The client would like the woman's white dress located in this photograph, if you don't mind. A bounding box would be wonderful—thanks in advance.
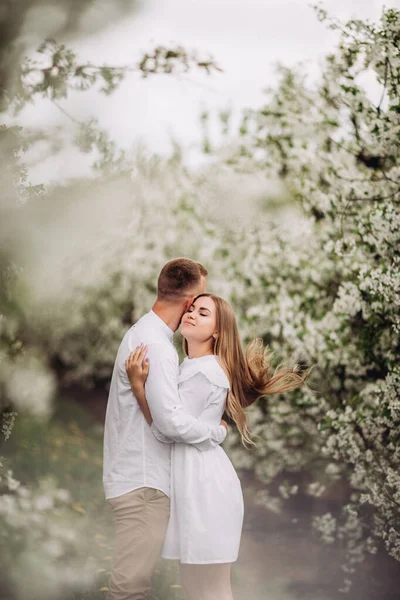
[161,354,244,564]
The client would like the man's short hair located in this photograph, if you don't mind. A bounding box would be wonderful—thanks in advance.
[157,258,208,301]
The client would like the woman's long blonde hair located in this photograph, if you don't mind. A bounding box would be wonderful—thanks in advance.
[184,293,313,447]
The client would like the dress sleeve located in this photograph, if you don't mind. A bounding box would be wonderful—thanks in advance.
[150,372,228,447]
[150,424,174,444]
[172,366,229,451]
[144,343,227,449]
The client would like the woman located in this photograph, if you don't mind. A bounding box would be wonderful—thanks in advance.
[126,293,310,600]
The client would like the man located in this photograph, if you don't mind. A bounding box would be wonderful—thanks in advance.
[103,258,228,600]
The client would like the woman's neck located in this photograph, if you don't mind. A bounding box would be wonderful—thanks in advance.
[186,341,214,359]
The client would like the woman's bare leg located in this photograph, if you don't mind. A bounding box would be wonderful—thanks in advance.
[180,563,233,600]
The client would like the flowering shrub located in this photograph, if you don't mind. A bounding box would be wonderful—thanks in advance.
[213,6,400,590]
[0,252,98,598]
[0,470,97,599]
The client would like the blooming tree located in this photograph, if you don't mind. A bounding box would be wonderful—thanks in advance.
[209,6,400,591]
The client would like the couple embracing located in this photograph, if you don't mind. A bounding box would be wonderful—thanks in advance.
[103,258,308,600]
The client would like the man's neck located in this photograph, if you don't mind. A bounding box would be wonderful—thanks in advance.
[151,300,184,333]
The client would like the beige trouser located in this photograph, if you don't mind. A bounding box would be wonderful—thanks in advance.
[107,487,170,600]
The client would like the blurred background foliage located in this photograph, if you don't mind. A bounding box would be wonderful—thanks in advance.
[0,1,399,599]
[0,0,141,111]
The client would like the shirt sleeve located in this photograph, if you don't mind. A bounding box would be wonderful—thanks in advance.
[150,425,174,444]
[144,342,227,450]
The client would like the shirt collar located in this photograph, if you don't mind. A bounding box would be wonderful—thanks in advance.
[149,310,174,341]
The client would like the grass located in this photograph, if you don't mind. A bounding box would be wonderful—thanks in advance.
[2,398,186,600]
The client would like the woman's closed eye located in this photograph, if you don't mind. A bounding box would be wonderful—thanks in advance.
[188,310,209,317]
[187,304,212,317]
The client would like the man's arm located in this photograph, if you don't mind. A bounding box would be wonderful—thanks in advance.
[144,343,227,450]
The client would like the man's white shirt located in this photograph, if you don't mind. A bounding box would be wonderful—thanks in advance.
[103,310,227,499]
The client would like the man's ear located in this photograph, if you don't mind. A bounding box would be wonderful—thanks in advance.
[200,275,207,293]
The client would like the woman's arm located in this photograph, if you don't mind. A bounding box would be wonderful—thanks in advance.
[126,345,174,443]
[132,385,153,426]
[125,345,152,426]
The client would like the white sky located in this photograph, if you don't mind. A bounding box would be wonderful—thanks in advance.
[15,0,392,182]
